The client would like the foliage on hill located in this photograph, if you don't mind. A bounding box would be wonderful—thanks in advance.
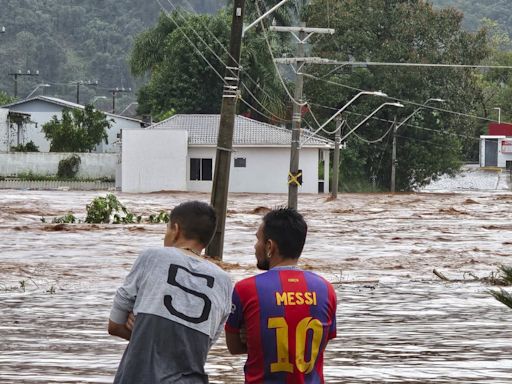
[0,0,226,106]
[432,0,512,35]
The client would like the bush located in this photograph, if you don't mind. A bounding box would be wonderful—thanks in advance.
[57,155,81,178]
[10,141,39,152]
[85,194,128,224]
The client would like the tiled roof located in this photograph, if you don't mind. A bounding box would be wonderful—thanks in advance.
[1,96,143,124]
[149,114,333,147]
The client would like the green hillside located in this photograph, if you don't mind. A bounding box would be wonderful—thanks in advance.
[0,0,226,108]
[431,0,512,34]
[0,0,509,111]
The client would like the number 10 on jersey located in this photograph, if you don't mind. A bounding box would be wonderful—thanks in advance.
[268,316,324,374]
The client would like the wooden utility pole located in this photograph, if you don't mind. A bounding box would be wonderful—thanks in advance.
[207,0,246,259]
[331,116,343,199]
[109,88,131,114]
[9,70,39,98]
[75,80,98,104]
[270,25,335,209]
[390,117,398,193]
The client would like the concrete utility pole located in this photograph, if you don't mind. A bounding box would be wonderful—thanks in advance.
[288,24,305,210]
[75,80,98,104]
[109,88,131,113]
[390,98,443,192]
[331,116,344,199]
[207,0,246,259]
[390,117,398,193]
[270,24,335,209]
[9,70,39,98]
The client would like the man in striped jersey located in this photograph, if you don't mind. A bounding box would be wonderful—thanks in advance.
[225,208,337,383]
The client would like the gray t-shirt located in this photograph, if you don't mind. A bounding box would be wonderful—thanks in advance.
[110,247,233,384]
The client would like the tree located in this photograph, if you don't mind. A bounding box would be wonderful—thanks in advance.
[0,90,14,105]
[42,105,112,152]
[130,10,289,122]
[303,0,490,191]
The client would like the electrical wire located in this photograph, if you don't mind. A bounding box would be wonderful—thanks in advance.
[255,3,307,107]
[169,0,290,122]
[303,72,500,123]
[155,0,227,84]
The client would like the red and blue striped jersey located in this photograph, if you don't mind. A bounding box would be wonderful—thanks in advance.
[225,267,337,383]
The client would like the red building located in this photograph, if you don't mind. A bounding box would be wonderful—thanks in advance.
[488,122,512,136]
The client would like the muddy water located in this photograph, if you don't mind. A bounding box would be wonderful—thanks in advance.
[1,190,512,383]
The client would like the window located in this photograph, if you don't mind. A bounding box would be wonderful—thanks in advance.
[190,158,213,181]
[234,157,246,168]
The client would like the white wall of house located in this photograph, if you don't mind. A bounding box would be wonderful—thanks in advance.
[0,152,117,179]
[186,146,325,194]
[122,129,188,193]
[6,100,141,153]
[480,136,512,167]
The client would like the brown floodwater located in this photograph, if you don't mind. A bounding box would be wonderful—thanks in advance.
[1,190,511,383]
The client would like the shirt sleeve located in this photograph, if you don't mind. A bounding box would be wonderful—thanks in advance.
[328,283,337,339]
[211,277,234,343]
[224,284,244,334]
[109,250,148,324]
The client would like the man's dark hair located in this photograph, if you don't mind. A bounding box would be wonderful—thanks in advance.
[262,207,307,259]
[170,201,217,247]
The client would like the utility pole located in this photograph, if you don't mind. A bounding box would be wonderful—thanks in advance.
[270,25,335,209]
[390,117,398,193]
[207,0,246,259]
[390,99,443,192]
[109,88,131,114]
[289,24,305,210]
[331,116,343,199]
[75,80,98,104]
[8,70,39,98]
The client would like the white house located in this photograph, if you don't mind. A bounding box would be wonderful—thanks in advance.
[0,96,143,153]
[480,123,512,168]
[121,114,334,194]
[0,108,33,152]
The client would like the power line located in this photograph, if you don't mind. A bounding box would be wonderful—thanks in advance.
[256,3,307,107]
[303,73,499,123]
[163,0,291,122]
[155,0,227,84]
[308,101,482,142]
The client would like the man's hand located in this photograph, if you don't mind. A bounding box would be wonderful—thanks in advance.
[126,312,136,332]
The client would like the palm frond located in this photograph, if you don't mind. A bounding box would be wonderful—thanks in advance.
[489,288,512,309]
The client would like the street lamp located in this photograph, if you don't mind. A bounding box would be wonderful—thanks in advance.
[390,98,444,192]
[339,102,404,142]
[243,0,290,34]
[303,90,388,145]
[25,83,50,98]
[494,107,501,124]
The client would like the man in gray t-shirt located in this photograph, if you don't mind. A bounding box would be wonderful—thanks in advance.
[108,201,233,384]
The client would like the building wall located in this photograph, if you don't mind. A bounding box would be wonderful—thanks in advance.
[480,136,512,167]
[6,100,141,153]
[0,152,117,179]
[122,129,188,193]
[186,146,324,194]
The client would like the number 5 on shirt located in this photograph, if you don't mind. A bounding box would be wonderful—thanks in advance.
[268,316,324,374]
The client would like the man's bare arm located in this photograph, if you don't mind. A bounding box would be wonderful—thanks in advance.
[108,319,132,341]
[225,331,247,355]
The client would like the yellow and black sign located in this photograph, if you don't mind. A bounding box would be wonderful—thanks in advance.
[288,170,303,186]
